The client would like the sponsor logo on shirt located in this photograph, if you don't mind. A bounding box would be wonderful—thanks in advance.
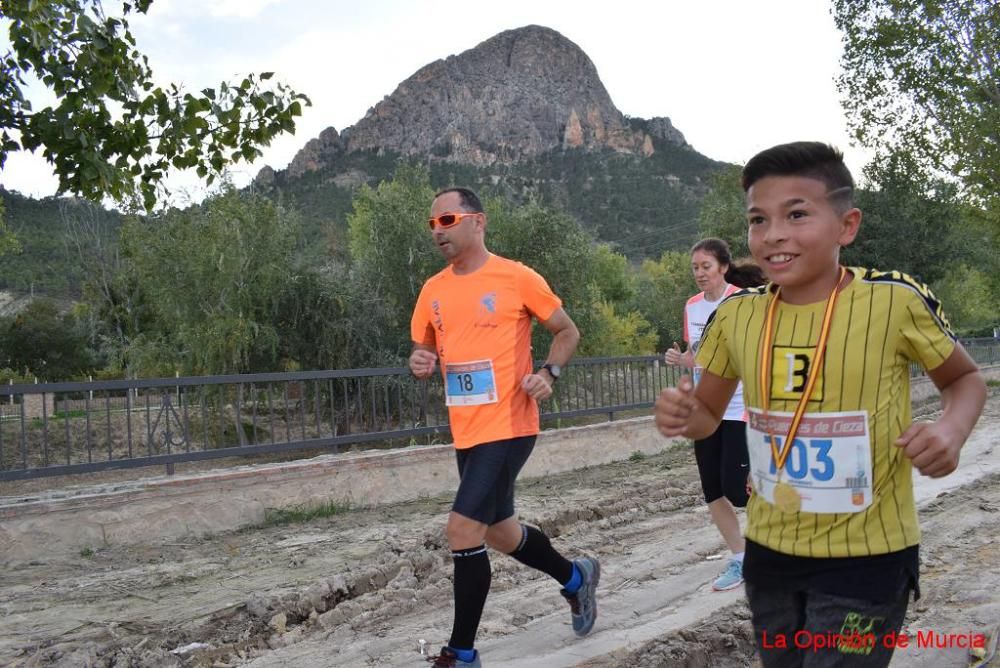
[476,291,498,328]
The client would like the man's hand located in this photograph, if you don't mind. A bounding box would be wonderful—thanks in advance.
[654,375,697,438]
[521,373,553,401]
[895,419,965,478]
[409,349,438,379]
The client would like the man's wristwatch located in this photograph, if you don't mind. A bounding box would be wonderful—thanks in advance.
[540,363,561,382]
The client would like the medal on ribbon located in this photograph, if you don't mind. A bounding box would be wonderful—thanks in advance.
[759,267,847,514]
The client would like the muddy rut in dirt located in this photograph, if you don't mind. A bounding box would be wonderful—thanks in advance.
[3,392,999,668]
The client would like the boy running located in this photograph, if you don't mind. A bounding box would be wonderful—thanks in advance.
[654,142,986,667]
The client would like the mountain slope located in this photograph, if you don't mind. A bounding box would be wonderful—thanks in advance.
[257,25,725,257]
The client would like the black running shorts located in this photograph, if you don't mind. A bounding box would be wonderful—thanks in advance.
[694,419,750,506]
[452,435,536,525]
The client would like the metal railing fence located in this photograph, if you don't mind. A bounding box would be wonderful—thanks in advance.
[0,357,685,481]
[2,339,997,482]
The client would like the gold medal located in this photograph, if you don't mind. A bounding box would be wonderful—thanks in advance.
[773,481,801,513]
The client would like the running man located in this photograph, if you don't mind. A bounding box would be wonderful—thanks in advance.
[410,187,599,667]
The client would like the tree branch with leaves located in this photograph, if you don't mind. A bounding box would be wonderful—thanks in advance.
[0,0,310,209]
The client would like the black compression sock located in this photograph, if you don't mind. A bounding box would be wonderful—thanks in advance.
[508,524,574,585]
[449,545,491,651]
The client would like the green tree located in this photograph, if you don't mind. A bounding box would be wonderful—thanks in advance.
[58,196,136,367]
[0,188,84,292]
[270,266,393,371]
[487,198,598,309]
[843,151,967,284]
[121,188,301,374]
[0,297,95,380]
[834,0,1000,204]
[696,164,748,257]
[75,268,151,374]
[1,0,310,209]
[486,197,647,356]
[631,250,694,351]
[932,264,1000,336]
[346,164,441,360]
[588,243,634,305]
[582,295,658,357]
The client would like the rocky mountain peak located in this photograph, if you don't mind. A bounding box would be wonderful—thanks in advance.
[269,25,689,180]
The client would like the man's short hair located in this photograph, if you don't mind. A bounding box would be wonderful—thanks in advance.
[434,187,484,213]
[742,142,855,212]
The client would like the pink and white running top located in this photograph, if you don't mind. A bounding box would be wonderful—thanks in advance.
[684,284,745,422]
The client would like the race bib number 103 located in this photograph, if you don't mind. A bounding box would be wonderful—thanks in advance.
[746,409,873,514]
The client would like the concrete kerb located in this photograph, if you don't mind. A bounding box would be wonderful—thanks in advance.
[0,415,677,565]
[2,364,996,566]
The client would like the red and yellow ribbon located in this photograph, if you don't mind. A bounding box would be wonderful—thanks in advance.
[759,267,848,474]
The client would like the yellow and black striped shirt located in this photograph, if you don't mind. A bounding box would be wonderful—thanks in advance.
[696,267,956,558]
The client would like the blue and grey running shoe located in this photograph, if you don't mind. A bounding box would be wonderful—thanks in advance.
[561,556,600,636]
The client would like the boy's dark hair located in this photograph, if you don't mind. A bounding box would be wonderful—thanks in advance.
[741,142,855,212]
[434,187,484,213]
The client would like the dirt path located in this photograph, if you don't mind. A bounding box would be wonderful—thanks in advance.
[3,393,999,668]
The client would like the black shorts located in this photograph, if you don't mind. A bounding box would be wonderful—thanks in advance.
[746,579,912,668]
[452,435,536,525]
[694,419,750,506]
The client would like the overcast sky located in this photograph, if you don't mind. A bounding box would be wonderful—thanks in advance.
[1,0,873,204]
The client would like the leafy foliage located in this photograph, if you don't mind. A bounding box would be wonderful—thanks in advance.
[1,0,310,208]
[485,196,642,356]
[582,296,658,357]
[834,0,1000,204]
[931,263,1000,337]
[843,151,968,284]
[5,147,997,381]
[266,267,370,372]
[631,250,694,351]
[347,166,442,320]
[477,146,716,258]
[120,188,301,374]
[0,297,95,379]
[257,140,721,263]
[345,164,442,361]
[696,164,748,258]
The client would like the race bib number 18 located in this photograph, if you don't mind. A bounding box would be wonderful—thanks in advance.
[746,409,873,514]
[445,360,498,406]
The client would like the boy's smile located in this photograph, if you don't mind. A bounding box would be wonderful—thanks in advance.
[746,175,861,304]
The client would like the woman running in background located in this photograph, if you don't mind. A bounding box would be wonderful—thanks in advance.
[664,238,765,590]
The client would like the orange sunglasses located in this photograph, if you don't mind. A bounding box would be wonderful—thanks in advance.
[427,212,479,230]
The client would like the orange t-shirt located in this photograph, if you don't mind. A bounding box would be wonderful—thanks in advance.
[410,254,562,449]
